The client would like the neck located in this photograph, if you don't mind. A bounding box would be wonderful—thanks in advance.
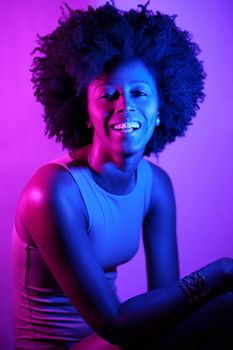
[88,143,144,172]
[87,144,144,195]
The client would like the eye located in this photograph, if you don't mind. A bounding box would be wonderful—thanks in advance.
[131,90,147,97]
[100,91,118,101]
[103,93,114,100]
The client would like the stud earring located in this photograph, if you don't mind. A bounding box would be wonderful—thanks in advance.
[86,121,92,129]
[155,117,160,126]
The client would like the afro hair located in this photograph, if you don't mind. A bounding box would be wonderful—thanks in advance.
[31,1,206,155]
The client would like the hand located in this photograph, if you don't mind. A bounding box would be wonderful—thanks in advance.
[200,257,233,296]
[218,257,233,291]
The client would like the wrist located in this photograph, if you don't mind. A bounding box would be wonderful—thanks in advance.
[178,270,211,308]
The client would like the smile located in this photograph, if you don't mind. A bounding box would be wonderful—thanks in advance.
[110,121,141,133]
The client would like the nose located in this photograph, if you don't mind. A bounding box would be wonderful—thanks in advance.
[116,93,135,113]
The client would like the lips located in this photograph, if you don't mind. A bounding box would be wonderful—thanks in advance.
[110,120,142,133]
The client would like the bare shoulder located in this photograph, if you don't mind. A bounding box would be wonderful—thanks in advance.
[16,162,85,229]
[146,160,175,211]
[19,146,89,204]
[19,162,79,203]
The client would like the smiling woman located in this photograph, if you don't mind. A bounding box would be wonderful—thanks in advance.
[87,59,159,161]
[12,1,233,350]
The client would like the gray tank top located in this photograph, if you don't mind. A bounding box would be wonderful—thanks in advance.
[12,154,153,349]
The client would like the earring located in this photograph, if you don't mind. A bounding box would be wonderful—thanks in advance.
[155,110,160,126]
[155,117,160,126]
[86,121,92,129]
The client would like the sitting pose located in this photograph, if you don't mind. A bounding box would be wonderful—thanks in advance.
[12,2,233,349]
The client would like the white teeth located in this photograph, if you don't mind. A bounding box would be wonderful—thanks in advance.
[120,128,134,133]
[112,121,140,131]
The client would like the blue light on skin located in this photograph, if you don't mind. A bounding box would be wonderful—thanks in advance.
[86,59,159,194]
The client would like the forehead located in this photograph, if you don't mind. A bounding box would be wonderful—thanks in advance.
[89,59,157,91]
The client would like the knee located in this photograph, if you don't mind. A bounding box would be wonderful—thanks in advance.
[214,291,233,309]
[223,291,233,304]
[208,291,233,329]
[221,291,233,316]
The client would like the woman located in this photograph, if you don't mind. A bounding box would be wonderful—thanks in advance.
[12,2,233,349]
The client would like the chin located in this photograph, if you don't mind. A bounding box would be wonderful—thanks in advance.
[115,145,145,157]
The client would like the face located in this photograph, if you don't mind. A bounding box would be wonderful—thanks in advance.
[87,59,159,158]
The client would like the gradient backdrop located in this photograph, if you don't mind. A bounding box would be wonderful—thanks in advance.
[1,0,233,349]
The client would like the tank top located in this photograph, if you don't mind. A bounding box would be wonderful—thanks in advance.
[12,154,153,349]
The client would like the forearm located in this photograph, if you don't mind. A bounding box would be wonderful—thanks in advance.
[106,260,228,345]
[115,280,190,339]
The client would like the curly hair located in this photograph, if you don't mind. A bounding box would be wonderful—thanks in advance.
[31,1,206,155]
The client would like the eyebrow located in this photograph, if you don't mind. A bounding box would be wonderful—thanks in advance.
[129,80,152,86]
[94,80,152,92]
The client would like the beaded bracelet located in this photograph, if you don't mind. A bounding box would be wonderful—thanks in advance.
[178,270,211,306]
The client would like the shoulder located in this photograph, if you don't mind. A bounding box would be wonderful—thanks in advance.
[149,160,173,185]
[16,162,86,229]
[144,160,176,213]
[22,162,77,200]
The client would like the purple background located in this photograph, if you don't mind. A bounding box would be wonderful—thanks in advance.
[1,0,233,349]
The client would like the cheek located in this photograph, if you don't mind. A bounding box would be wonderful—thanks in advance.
[88,101,102,123]
[88,102,112,129]
[143,100,158,119]
[87,88,103,121]
[90,101,114,123]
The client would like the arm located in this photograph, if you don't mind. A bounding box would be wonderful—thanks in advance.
[18,163,232,345]
[143,163,179,290]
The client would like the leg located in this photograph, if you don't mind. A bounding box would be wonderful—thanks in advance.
[157,291,233,349]
[120,292,233,349]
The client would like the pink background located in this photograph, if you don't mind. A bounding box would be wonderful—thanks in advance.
[1,0,233,348]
